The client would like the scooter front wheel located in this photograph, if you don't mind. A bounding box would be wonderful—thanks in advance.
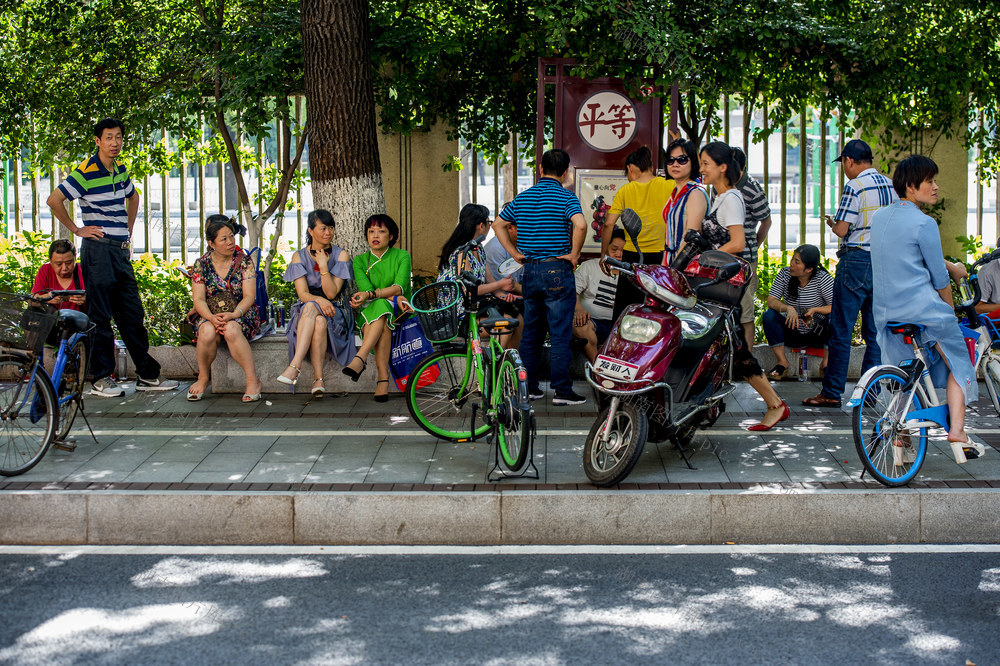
[583,401,648,486]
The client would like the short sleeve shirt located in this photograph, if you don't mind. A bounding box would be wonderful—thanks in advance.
[735,171,770,261]
[57,152,136,238]
[498,177,583,259]
[834,167,897,251]
[608,177,674,253]
[574,258,619,321]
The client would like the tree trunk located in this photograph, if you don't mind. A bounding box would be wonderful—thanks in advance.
[302,0,384,257]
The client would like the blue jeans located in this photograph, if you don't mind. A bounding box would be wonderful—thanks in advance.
[520,260,576,395]
[821,250,880,399]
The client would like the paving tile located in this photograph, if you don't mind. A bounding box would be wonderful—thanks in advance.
[124,461,201,483]
[245,462,315,483]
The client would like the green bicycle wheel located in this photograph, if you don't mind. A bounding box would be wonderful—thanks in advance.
[493,350,531,470]
[406,348,490,442]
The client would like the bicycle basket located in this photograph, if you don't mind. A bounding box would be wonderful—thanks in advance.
[0,294,58,356]
[410,281,462,343]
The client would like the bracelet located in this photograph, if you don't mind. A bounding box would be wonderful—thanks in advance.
[321,271,330,276]
[370,290,376,300]
[234,306,244,317]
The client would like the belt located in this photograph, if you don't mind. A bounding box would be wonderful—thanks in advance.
[84,235,130,249]
[524,256,569,265]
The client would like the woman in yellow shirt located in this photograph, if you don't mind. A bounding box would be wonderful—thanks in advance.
[600,146,675,322]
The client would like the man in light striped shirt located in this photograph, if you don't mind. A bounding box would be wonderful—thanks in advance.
[47,118,178,397]
[803,139,897,407]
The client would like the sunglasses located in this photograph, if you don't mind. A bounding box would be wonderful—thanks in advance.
[665,155,690,166]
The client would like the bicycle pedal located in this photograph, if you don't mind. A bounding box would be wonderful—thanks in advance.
[52,440,76,452]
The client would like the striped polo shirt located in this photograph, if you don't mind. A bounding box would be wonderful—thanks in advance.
[57,152,136,238]
[498,177,583,259]
[834,167,897,251]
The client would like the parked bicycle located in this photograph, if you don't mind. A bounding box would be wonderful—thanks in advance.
[0,291,95,476]
[405,239,535,477]
[846,250,1000,486]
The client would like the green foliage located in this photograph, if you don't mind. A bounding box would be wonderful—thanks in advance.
[131,252,193,347]
[0,231,52,294]
[266,252,297,305]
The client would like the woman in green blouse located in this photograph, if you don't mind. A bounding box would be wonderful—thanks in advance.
[345,213,412,402]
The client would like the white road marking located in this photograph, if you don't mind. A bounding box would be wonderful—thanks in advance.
[1,544,999,556]
[87,427,1000,437]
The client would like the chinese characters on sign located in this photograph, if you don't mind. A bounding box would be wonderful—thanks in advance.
[576,91,639,153]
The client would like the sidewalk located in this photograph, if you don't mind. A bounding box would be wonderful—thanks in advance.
[2,378,999,545]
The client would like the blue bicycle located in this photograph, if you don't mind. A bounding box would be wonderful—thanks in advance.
[847,251,1000,486]
[0,291,94,476]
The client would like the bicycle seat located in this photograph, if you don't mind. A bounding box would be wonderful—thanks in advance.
[479,308,519,334]
[58,309,91,334]
[886,321,925,337]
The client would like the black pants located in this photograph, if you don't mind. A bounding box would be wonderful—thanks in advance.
[611,249,665,323]
[81,238,160,381]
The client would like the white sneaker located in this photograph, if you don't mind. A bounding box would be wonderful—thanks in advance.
[90,377,125,398]
[135,375,179,391]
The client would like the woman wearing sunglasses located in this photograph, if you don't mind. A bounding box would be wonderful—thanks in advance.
[661,138,709,265]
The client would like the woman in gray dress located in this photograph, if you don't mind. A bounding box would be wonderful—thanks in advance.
[277,209,356,397]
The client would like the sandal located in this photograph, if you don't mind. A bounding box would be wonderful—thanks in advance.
[342,354,367,382]
[187,384,208,401]
[948,434,986,464]
[373,378,390,403]
[276,363,301,386]
[801,393,840,407]
[767,364,787,381]
[242,380,263,403]
[312,377,325,398]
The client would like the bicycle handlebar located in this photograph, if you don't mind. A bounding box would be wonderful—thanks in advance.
[601,256,634,275]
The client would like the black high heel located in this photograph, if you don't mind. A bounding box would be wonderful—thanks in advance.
[342,354,367,382]
[374,379,390,403]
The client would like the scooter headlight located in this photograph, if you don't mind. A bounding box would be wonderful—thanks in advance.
[638,272,697,309]
[620,315,660,343]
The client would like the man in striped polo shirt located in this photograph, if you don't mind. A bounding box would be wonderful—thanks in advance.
[47,118,178,397]
[491,148,588,405]
[803,139,896,407]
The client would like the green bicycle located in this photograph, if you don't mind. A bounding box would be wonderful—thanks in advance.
[406,241,535,475]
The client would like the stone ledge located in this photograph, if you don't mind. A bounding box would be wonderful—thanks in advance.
[2,489,997,545]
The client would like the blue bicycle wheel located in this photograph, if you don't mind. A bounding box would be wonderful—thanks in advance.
[852,367,927,486]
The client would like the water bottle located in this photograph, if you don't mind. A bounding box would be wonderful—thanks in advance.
[798,353,809,382]
[958,277,974,308]
[114,340,128,380]
[268,299,277,331]
[277,301,286,330]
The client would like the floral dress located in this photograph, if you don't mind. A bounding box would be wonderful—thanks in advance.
[191,248,261,340]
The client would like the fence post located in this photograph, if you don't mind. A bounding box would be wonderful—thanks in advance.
[180,138,188,264]
[295,95,303,245]
[780,120,787,254]
[471,145,478,204]
[161,129,170,260]
[798,107,807,245]
[48,163,57,237]
[31,166,40,232]
[13,153,21,234]
[2,158,7,236]
[257,133,265,220]
[818,106,827,257]
[976,110,984,239]
[722,94,730,143]
[761,102,769,262]
[143,174,151,254]
[199,115,207,256]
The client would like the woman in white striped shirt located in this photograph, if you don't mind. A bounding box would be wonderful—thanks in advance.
[763,244,835,379]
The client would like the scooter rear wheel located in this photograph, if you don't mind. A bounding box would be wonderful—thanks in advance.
[583,402,648,486]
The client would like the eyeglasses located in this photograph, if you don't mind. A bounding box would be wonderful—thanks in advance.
[665,155,690,166]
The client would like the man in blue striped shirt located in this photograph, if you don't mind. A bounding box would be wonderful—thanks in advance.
[47,118,178,397]
[492,148,588,405]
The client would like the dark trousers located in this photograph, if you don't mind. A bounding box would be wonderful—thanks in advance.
[762,308,831,348]
[611,249,665,323]
[520,260,576,395]
[81,238,160,381]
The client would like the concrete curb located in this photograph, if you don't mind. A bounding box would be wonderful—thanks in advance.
[2,488,998,545]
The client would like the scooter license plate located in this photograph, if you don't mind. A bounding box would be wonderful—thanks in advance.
[594,355,640,382]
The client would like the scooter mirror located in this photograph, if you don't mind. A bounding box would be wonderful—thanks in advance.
[619,209,642,248]
[717,262,741,281]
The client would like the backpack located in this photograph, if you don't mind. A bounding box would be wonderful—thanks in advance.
[246,247,273,336]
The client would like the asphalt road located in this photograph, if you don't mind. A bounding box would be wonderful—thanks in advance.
[1,546,998,665]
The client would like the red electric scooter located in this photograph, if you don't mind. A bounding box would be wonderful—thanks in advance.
[583,210,751,486]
